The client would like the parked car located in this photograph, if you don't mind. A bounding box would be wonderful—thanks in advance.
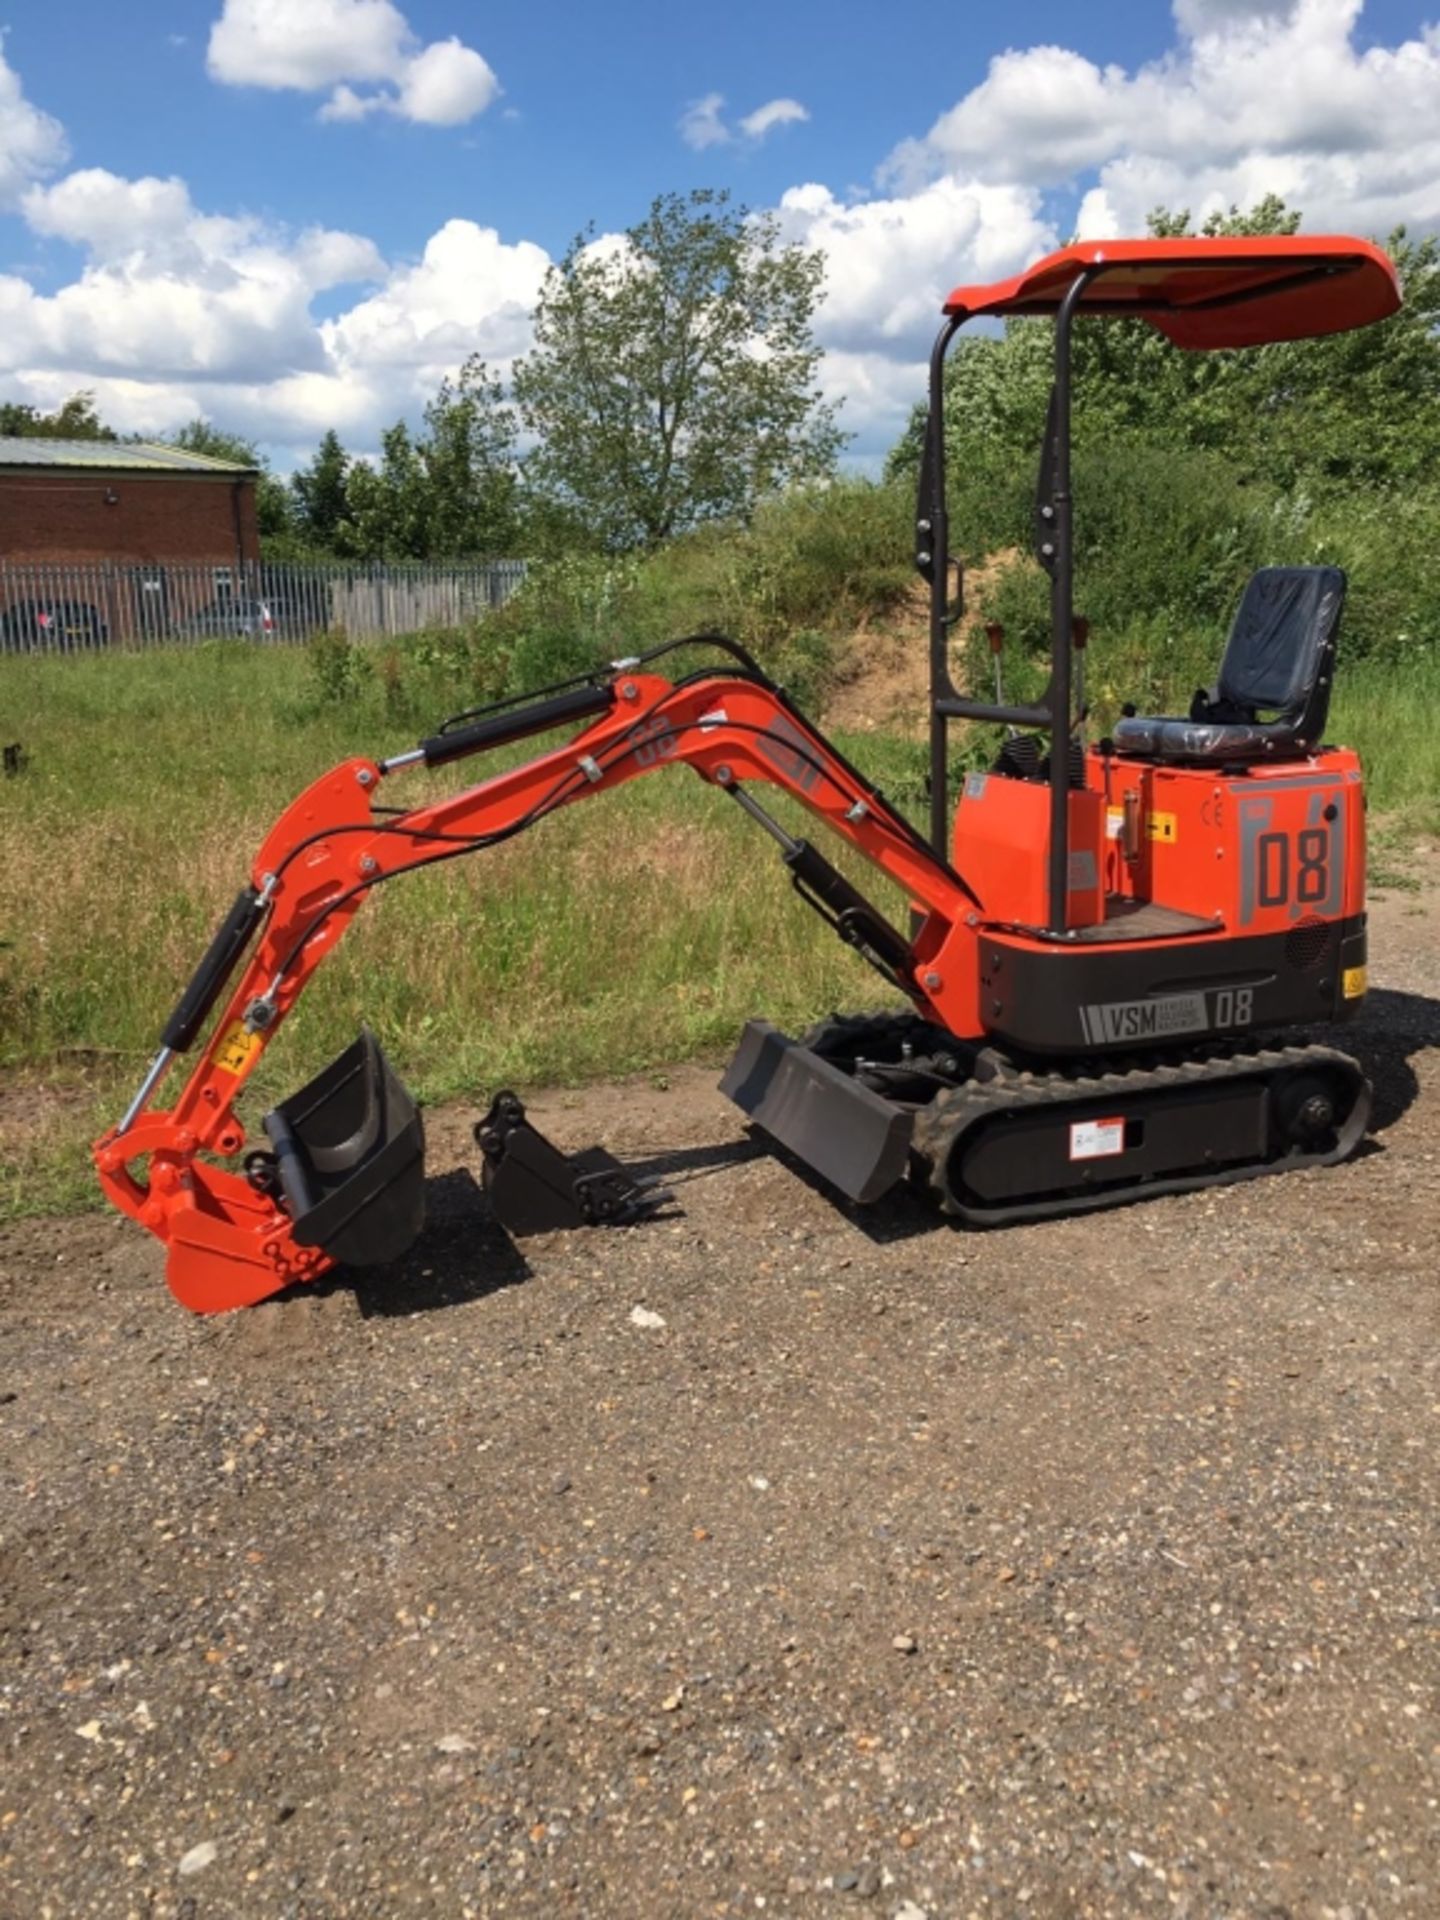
[174,597,277,640]
[174,595,325,641]
[264,593,327,637]
[0,599,108,652]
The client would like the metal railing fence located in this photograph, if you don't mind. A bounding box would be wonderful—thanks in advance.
[0,558,527,654]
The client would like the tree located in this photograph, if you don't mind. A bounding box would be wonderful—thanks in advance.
[419,356,520,557]
[342,422,430,560]
[514,187,845,550]
[291,430,354,550]
[0,390,116,439]
[886,198,1440,495]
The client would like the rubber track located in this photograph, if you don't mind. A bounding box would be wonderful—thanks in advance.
[912,1041,1372,1227]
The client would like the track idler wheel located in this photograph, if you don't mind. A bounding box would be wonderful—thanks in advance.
[1270,1069,1341,1149]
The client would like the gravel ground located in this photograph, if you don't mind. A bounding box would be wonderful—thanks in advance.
[3,866,1438,1920]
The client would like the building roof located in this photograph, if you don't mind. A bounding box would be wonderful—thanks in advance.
[0,437,257,475]
[944,236,1401,351]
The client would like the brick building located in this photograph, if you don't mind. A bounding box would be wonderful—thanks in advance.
[0,438,259,643]
[0,438,259,564]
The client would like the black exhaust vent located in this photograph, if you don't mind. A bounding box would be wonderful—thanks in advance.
[1285,916,1332,970]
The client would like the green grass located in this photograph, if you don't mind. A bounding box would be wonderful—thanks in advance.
[2,633,1436,1223]
[1331,653,1440,827]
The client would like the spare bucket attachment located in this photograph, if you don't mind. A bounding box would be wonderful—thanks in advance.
[720,1019,914,1205]
[262,1030,425,1268]
[476,1092,670,1236]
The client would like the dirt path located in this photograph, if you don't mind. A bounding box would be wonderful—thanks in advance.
[3,869,1439,1918]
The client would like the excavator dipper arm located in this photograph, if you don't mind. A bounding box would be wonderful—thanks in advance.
[95,656,980,1312]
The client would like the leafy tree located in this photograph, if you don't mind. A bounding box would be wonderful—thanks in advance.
[419,356,520,558]
[290,429,354,550]
[514,187,845,550]
[887,198,1440,498]
[0,390,116,439]
[336,359,520,561]
[342,422,431,560]
[168,417,260,466]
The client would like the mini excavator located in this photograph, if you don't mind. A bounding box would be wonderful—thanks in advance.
[96,235,1397,1311]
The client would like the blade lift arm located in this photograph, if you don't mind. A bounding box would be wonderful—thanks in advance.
[95,658,980,1311]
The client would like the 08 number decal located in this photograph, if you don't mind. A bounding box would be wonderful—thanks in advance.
[1255,826,1331,910]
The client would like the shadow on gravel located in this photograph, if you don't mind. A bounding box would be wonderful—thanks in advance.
[622,1136,770,1187]
[345,1168,534,1318]
[1333,987,1440,1132]
[754,1132,942,1245]
[302,991,1440,1312]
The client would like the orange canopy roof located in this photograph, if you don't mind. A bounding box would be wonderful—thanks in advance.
[943,236,1401,349]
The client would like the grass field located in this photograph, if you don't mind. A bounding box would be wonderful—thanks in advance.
[2,635,1437,1222]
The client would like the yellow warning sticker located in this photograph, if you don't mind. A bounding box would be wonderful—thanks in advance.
[1342,965,1367,1000]
[1105,808,1177,843]
[215,1019,262,1076]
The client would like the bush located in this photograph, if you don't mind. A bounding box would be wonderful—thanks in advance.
[454,478,916,713]
[963,436,1293,720]
[304,628,372,706]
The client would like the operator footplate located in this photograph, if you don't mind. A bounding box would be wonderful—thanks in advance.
[912,1043,1370,1226]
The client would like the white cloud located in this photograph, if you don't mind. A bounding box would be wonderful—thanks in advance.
[739,98,810,140]
[774,178,1054,356]
[207,0,499,126]
[23,169,194,259]
[6,176,548,460]
[892,0,1440,235]
[8,2,1440,475]
[325,218,550,378]
[0,36,67,209]
[679,93,731,151]
[395,37,499,125]
[1174,0,1296,35]
[679,92,810,150]
[5,168,389,444]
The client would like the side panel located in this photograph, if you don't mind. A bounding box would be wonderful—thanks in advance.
[981,915,1367,1056]
[1091,748,1365,936]
[955,772,1105,929]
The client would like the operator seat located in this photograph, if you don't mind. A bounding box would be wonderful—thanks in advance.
[1113,565,1345,766]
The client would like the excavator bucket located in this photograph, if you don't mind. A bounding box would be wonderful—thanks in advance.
[475,1091,671,1235]
[720,1020,914,1205]
[262,1030,425,1268]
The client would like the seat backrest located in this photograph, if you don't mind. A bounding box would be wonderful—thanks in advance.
[1216,565,1346,734]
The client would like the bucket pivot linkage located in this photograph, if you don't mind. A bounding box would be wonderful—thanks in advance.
[475,1092,671,1236]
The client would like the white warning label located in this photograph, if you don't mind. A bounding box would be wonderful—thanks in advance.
[1069,1116,1126,1161]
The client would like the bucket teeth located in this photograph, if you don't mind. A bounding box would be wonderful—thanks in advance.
[476,1093,670,1236]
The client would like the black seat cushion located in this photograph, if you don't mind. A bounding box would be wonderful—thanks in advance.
[1115,565,1346,766]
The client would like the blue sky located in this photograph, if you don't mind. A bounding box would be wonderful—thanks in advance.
[2,0,1438,470]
